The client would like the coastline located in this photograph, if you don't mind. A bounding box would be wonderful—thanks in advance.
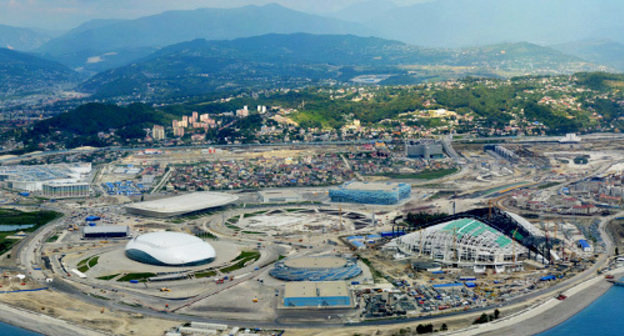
[0,301,104,336]
[446,270,621,336]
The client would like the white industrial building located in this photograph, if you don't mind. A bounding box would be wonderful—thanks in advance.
[0,163,91,197]
[125,191,238,217]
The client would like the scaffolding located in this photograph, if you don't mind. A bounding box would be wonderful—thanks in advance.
[395,218,535,267]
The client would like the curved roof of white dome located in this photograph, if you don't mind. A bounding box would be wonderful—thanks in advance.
[505,211,543,237]
[125,232,216,266]
[125,191,238,217]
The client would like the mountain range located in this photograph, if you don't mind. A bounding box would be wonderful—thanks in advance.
[0,48,78,99]
[1,2,623,102]
[551,40,624,72]
[78,34,602,100]
[0,24,51,51]
[36,4,372,73]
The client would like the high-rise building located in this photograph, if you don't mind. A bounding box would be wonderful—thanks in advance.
[173,127,185,137]
[191,111,198,122]
[152,125,165,140]
[405,140,445,159]
[236,107,249,118]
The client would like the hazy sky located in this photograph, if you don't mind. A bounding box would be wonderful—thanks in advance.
[0,0,429,31]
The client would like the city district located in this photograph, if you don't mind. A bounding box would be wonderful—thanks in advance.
[0,133,623,336]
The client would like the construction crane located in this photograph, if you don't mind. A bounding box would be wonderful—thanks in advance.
[512,228,518,265]
[543,223,550,264]
[339,206,343,228]
[453,227,459,263]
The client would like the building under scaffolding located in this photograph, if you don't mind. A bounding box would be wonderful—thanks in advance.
[390,209,547,271]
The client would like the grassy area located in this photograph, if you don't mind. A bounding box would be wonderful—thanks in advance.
[243,210,267,218]
[97,273,120,281]
[196,231,218,240]
[77,256,89,267]
[285,208,305,212]
[0,209,62,225]
[359,256,383,282]
[0,209,62,256]
[88,256,99,268]
[242,231,264,235]
[46,235,58,243]
[428,190,456,200]
[77,255,99,273]
[375,168,458,180]
[195,270,217,279]
[537,181,561,190]
[225,223,241,231]
[117,272,156,282]
[220,251,261,274]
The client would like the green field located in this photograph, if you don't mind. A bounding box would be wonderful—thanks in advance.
[220,251,261,274]
[117,272,156,282]
[77,255,99,273]
[195,270,217,279]
[0,209,62,256]
[376,168,458,180]
[96,273,120,281]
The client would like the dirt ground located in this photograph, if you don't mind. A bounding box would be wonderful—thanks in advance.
[0,291,178,336]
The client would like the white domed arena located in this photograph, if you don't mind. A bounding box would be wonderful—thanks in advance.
[125,232,216,266]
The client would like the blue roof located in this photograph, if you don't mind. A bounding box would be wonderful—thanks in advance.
[347,236,365,241]
[464,282,477,288]
[540,275,556,281]
[433,283,463,288]
[351,241,364,248]
[578,240,591,248]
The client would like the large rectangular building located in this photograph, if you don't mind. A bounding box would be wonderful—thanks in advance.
[406,140,444,159]
[284,281,351,307]
[258,189,303,203]
[0,163,91,194]
[42,182,90,199]
[82,225,130,239]
[329,181,411,205]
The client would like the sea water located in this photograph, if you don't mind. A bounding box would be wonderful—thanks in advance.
[0,321,42,335]
[538,284,624,336]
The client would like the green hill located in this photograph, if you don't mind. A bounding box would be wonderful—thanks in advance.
[37,4,373,73]
[78,35,601,100]
[0,48,78,99]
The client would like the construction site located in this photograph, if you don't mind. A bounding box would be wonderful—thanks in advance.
[3,135,624,335]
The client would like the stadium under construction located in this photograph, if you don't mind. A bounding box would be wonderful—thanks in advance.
[390,208,550,271]
[270,256,362,281]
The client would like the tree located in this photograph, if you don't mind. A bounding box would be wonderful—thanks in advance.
[440,323,448,331]
[494,309,500,319]
[474,313,490,324]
